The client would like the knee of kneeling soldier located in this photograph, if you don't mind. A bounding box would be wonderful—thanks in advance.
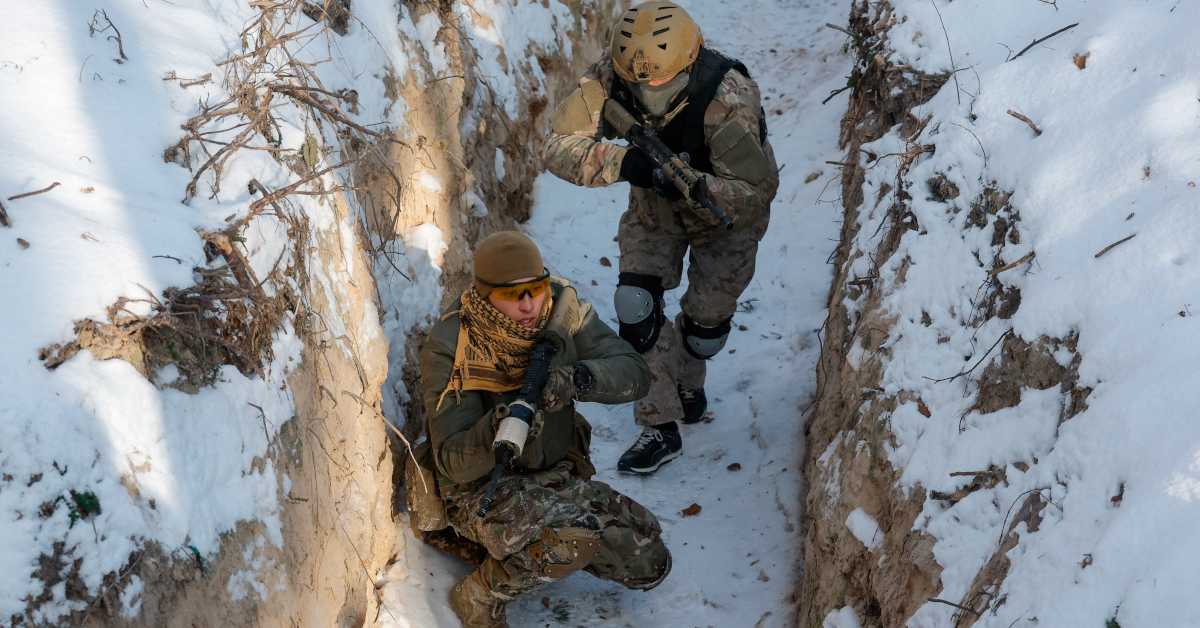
[680,313,733,360]
[529,526,602,580]
[614,272,665,354]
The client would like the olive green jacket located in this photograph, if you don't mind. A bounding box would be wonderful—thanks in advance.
[419,280,649,489]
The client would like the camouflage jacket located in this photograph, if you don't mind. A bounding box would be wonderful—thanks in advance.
[543,52,779,227]
[419,280,649,490]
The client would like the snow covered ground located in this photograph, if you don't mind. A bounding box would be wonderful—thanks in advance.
[379,0,852,625]
[0,1,432,622]
[0,3,311,621]
[833,1,1200,625]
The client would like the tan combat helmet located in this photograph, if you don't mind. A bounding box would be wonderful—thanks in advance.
[610,2,702,84]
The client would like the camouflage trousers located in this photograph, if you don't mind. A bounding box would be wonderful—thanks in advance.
[442,460,671,599]
[619,187,770,426]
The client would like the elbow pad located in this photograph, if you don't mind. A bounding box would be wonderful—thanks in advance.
[709,119,772,186]
[551,78,607,135]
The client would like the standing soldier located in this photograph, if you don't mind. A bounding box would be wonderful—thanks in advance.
[543,1,779,474]
[418,231,671,627]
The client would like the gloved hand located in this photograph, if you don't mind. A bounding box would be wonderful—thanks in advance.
[537,329,567,355]
[541,363,595,412]
[540,367,576,413]
[620,148,684,201]
[680,174,736,230]
[619,147,656,188]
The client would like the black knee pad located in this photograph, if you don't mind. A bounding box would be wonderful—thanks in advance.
[680,314,732,360]
[614,272,664,354]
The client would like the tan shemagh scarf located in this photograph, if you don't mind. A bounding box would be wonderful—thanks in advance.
[438,287,553,409]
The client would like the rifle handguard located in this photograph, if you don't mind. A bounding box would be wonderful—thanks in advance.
[604,99,734,229]
[493,401,536,458]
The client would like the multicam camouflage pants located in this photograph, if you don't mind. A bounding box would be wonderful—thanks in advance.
[442,460,671,598]
[619,187,770,426]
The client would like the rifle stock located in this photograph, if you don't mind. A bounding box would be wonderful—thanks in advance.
[602,100,734,229]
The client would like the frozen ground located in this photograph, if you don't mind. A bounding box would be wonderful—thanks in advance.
[379,0,853,625]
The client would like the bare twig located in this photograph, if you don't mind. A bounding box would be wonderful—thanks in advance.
[990,251,1036,277]
[152,254,183,264]
[1007,22,1080,62]
[269,83,397,141]
[180,73,213,88]
[1094,233,1136,258]
[822,84,852,105]
[8,181,61,201]
[88,10,129,63]
[1006,109,1043,136]
[924,329,1012,384]
[824,22,854,37]
[78,54,94,83]
[928,597,981,617]
[950,122,989,167]
[997,488,1048,547]
[248,158,351,213]
[929,0,961,105]
[182,123,257,203]
[341,390,426,493]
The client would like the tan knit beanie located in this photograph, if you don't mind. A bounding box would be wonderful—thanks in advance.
[473,231,545,296]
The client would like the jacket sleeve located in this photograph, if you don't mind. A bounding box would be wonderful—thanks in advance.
[702,70,779,218]
[571,304,651,404]
[542,63,629,188]
[419,327,497,484]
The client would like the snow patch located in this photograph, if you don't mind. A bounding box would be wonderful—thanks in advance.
[119,575,143,619]
[845,508,882,551]
[823,606,862,628]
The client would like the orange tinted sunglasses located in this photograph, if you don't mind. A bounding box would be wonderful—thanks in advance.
[486,273,551,302]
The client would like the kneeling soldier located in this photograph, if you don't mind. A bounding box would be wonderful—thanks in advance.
[418,231,671,627]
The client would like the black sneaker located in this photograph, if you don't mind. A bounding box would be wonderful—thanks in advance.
[617,425,682,475]
[678,386,708,424]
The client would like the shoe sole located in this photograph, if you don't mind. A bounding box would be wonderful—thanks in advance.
[618,448,682,475]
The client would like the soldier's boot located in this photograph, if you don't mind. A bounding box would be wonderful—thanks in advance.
[678,385,707,424]
[449,565,510,628]
[618,422,682,475]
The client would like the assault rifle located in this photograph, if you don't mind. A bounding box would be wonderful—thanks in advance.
[477,341,558,517]
[603,99,734,229]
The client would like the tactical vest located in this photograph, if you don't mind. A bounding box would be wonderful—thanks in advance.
[609,47,767,176]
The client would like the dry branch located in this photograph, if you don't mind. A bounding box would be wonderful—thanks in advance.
[1094,233,1136,258]
[929,597,981,617]
[990,250,1036,277]
[8,181,61,201]
[1006,109,1043,136]
[88,10,129,63]
[924,329,1012,384]
[1007,22,1079,62]
[928,0,961,105]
